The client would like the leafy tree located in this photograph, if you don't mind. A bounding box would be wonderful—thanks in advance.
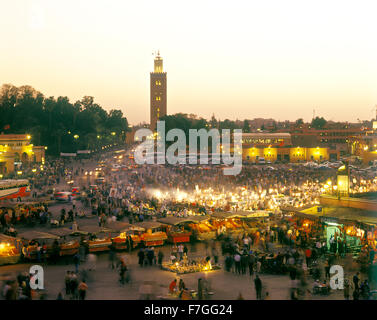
[243,120,250,133]
[0,84,130,155]
[311,116,327,129]
[295,118,304,127]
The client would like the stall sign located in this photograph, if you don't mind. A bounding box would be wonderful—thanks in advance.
[247,212,270,218]
[321,216,338,224]
[346,226,365,238]
[356,228,365,238]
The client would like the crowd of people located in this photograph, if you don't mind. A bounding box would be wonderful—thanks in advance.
[2,146,377,300]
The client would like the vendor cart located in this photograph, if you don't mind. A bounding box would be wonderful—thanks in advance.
[107,221,139,250]
[18,231,59,260]
[77,225,112,253]
[48,228,80,256]
[157,217,193,243]
[0,234,21,265]
[132,221,167,247]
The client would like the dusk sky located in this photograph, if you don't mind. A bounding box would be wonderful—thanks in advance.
[1,0,377,125]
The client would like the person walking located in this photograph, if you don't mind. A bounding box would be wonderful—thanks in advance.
[138,248,145,267]
[360,280,370,300]
[70,272,78,300]
[78,280,88,300]
[158,250,164,268]
[305,248,312,267]
[353,272,360,292]
[147,248,155,266]
[197,278,204,300]
[254,275,262,300]
[119,259,128,285]
[108,244,116,269]
[178,244,184,260]
[64,271,71,295]
[73,253,80,273]
[234,253,241,275]
[324,260,331,280]
[344,279,350,300]
[248,253,255,278]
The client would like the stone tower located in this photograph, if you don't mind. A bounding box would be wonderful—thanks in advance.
[150,51,167,131]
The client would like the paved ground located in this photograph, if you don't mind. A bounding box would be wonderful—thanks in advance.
[0,198,370,300]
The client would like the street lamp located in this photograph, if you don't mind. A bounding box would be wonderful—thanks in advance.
[74,134,79,139]
[111,132,116,136]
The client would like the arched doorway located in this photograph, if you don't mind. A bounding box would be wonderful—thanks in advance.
[22,152,28,163]
[14,153,20,162]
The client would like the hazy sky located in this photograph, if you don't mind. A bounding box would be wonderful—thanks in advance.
[1,0,377,125]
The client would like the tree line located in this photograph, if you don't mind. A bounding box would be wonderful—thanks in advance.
[0,84,129,155]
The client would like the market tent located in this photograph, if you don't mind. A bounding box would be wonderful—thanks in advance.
[48,228,74,237]
[233,211,271,218]
[0,234,16,242]
[210,212,235,220]
[211,211,271,219]
[299,206,377,226]
[77,225,111,234]
[133,221,163,230]
[158,216,209,226]
[18,231,59,240]
[106,221,134,232]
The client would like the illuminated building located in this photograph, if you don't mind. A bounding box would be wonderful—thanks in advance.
[349,130,377,164]
[287,124,366,157]
[0,134,45,175]
[240,133,337,163]
[150,51,167,132]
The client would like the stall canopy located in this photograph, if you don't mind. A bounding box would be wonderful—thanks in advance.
[18,231,59,240]
[132,221,164,230]
[0,234,16,242]
[158,216,209,226]
[211,211,270,219]
[77,225,111,234]
[48,228,74,237]
[299,206,377,226]
[106,221,134,233]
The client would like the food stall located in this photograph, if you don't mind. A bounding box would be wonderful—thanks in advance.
[157,217,193,243]
[18,231,60,260]
[132,221,168,247]
[0,234,21,265]
[107,221,137,250]
[184,216,216,241]
[236,211,272,231]
[209,212,244,236]
[77,225,112,253]
[48,228,80,256]
[162,256,220,274]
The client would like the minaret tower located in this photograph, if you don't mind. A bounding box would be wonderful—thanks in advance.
[150,51,167,131]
